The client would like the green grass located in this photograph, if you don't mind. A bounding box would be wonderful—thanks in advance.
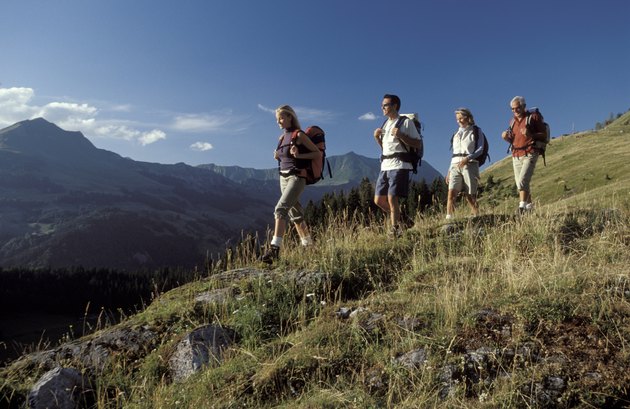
[2,113,630,408]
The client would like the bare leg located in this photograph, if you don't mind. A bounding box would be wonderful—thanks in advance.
[374,195,390,214]
[519,190,531,204]
[446,189,458,218]
[465,194,479,216]
[295,221,310,241]
[273,217,287,239]
[388,195,400,227]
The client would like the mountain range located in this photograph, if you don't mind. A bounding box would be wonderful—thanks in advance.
[199,151,442,203]
[0,118,442,269]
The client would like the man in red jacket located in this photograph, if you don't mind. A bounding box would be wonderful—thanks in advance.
[501,96,547,214]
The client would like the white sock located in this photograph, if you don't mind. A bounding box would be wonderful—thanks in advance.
[525,203,533,210]
[445,214,454,220]
[271,236,283,247]
[301,236,313,246]
[519,201,527,208]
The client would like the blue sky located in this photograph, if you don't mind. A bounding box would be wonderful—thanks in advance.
[1,0,628,173]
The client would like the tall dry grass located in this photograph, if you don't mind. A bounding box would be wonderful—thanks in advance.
[2,200,629,408]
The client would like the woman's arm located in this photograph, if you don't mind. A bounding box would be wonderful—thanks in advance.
[291,131,321,159]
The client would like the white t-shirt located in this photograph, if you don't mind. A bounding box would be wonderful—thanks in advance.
[381,116,421,171]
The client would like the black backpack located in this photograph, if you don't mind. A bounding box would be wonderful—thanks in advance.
[450,125,490,166]
[380,113,424,173]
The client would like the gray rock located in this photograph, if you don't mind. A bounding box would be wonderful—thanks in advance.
[335,307,353,319]
[194,287,234,306]
[28,367,91,409]
[292,269,328,289]
[520,375,567,407]
[441,223,458,235]
[211,268,268,284]
[584,371,602,381]
[364,367,387,395]
[350,308,384,333]
[394,348,428,369]
[168,324,236,382]
[9,325,158,378]
[438,364,459,400]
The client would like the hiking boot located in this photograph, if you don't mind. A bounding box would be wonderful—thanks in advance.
[260,245,280,264]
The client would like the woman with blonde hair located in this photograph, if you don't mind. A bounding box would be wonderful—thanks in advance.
[445,108,485,220]
[260,105,320,264]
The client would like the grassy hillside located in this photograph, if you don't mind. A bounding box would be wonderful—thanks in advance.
[1,114,630,408]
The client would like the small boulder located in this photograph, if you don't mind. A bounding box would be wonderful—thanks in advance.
[28,367,91,409]
[394,348,428,369]
[168,324,236,382]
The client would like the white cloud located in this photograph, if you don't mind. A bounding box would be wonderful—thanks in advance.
[39,101,98,118]
[0,87,40,122]
[0,86,254,153]
[139,129,166,146]
[0,87,34,106]
[359,112,377,121]
[172,114,230,132]
[190,141,213,151]
[295,107,338,123]
[0,86,167,146]
[257,104,275,114]
[91,123,139,140]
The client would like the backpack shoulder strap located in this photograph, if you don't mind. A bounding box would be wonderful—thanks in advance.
[395,116,411,153]
[472,125,480,149]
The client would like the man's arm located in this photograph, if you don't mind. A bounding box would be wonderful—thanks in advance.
[396,118,421,149]
[398,133,421,149]
[374,128,383,148]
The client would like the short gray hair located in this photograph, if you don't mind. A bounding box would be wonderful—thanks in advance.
[510,96,526,107]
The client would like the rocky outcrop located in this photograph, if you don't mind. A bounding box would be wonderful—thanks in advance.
[28,367,91,409]
[168,324,237,382]
[15,326,158,376]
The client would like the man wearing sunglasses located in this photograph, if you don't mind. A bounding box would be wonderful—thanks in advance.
[501,96,547,214]
[373,94,422,236]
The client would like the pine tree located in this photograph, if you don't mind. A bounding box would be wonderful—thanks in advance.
[431,178,448,209]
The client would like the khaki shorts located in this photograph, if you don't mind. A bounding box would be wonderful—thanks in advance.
[512,153,539,192]
[448,162,480,195]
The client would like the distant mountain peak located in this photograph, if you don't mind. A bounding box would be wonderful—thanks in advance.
[5,117,64,134]
[0,117,96,160]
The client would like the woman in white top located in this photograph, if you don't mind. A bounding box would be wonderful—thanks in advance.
[445,108,485,220]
